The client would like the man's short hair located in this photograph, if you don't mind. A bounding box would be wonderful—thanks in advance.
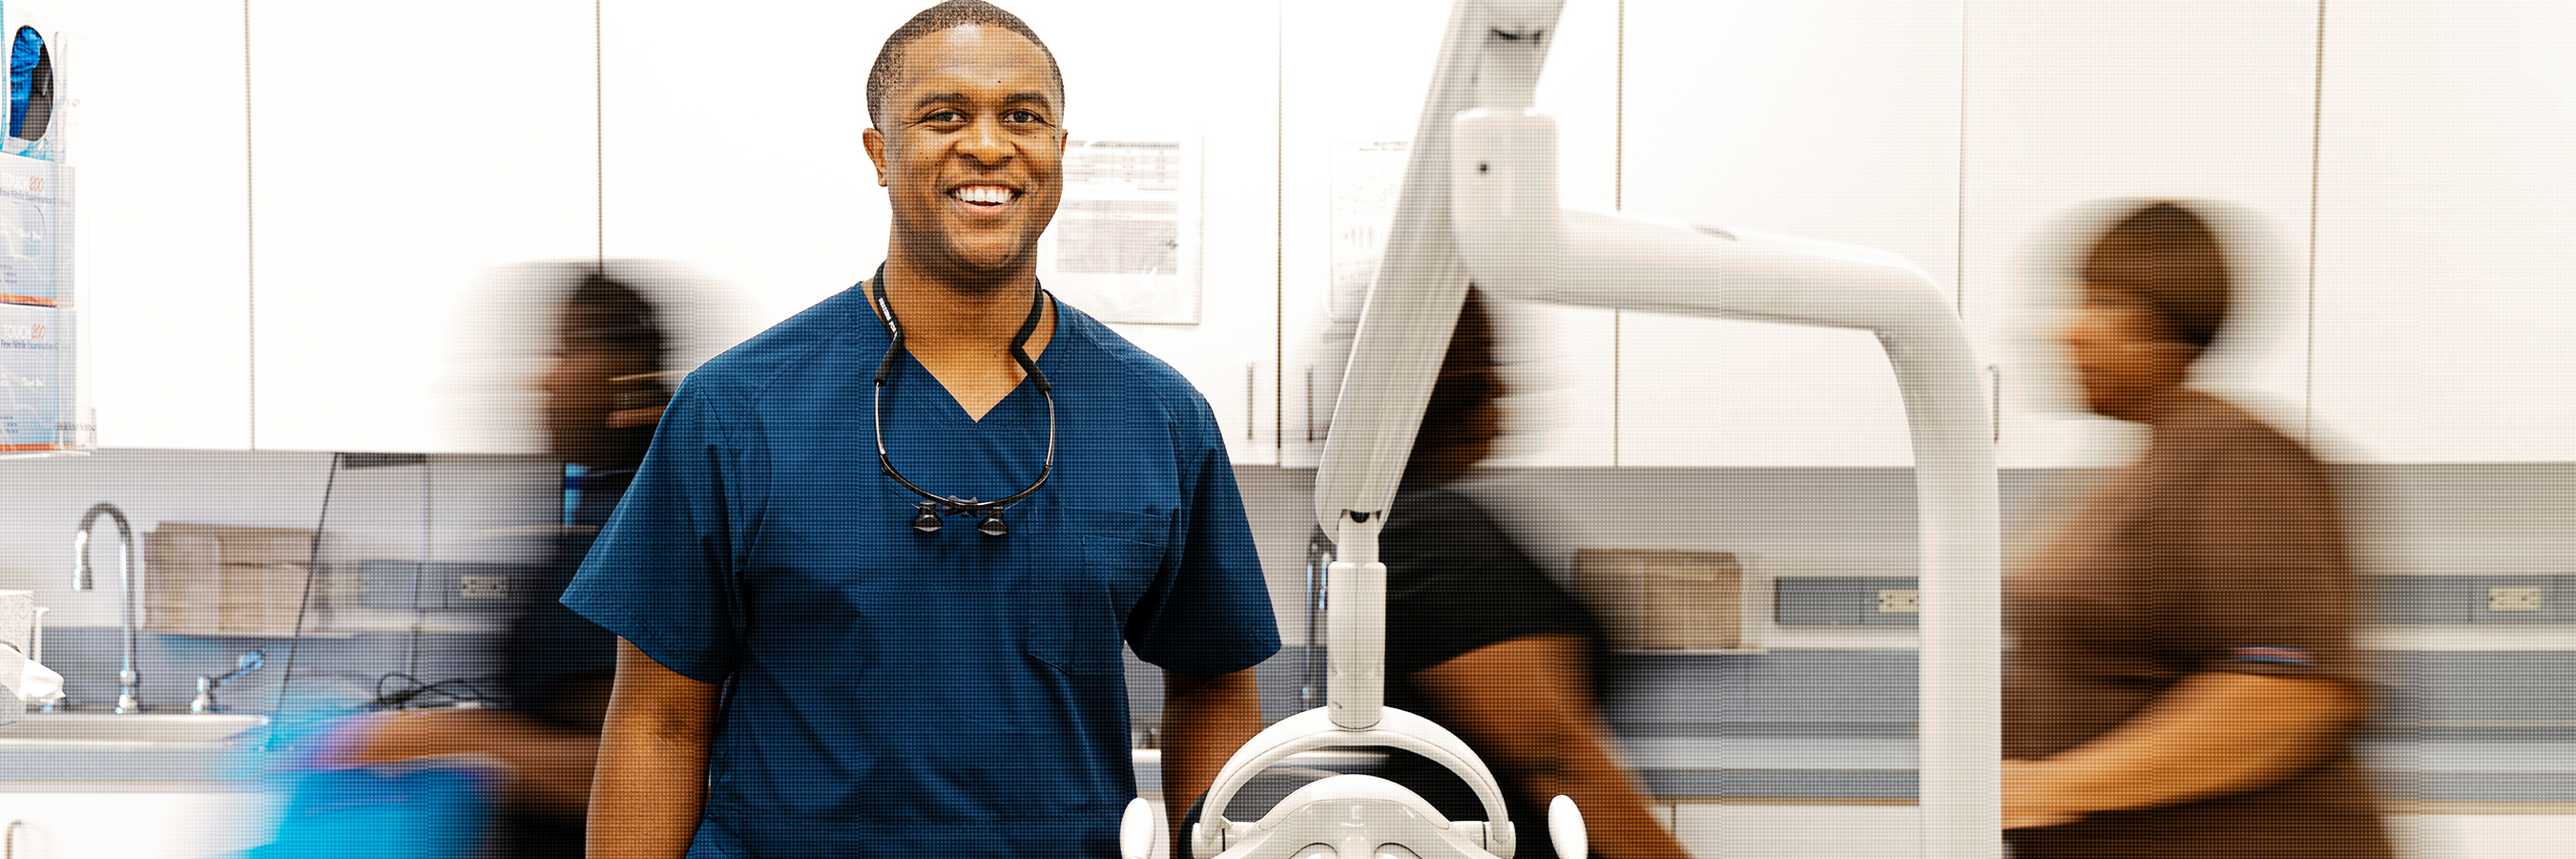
[866,0,1066,130]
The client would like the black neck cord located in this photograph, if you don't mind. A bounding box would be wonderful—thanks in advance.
[867,263,1057,535]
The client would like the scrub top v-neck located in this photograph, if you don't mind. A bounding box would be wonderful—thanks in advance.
[562,278,1279,859]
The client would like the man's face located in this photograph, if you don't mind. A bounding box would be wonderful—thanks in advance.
[864,25,1066,281]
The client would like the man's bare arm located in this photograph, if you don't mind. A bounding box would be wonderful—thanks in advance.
[1163,668,1264,849]
[589,637,726,858]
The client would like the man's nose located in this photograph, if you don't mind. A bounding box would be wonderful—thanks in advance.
[958,116,1011,166]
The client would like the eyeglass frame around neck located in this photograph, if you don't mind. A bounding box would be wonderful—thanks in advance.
[866,263,1057,535]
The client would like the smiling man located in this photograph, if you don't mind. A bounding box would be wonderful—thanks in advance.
[562,3,1279,857]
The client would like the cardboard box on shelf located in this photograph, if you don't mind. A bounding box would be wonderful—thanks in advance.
[1575,549,1749,652]
[144,524,318,637]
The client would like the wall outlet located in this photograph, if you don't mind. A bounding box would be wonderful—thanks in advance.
[314,572,365,598]
[2487,585,2543,613]
[457,575,510,600]
[1877,588,1921,614]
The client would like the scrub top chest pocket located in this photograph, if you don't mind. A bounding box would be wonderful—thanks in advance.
[1028,506,1172,676]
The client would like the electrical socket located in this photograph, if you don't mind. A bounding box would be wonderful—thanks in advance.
[457,575,510,600]
[2487,585,2543,613]
[314,572,365,598]
[1877,588,1921,614]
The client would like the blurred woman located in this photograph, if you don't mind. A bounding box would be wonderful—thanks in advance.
[2000,201,2392,857]
[1370,288,1693,859]
[277,269,674,858]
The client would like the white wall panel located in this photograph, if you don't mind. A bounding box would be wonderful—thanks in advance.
[1963,1,2321,468]
[1617,0,1963,468]
[2310,1,2576,464]
[76,1,253,449]
[249,1,596,453]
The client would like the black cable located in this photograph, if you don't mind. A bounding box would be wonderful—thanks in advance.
[370,672,491,710]
[269,452,343,716]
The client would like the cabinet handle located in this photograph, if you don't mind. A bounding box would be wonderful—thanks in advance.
[1988,365,2000,443]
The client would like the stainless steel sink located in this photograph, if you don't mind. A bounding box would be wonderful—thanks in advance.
[0,712,268,747]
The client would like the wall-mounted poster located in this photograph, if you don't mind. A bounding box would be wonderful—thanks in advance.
[1037,136,1202,325]
[1327,140,1409,323]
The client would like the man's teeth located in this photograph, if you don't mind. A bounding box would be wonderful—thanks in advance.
[952,186,1013,204]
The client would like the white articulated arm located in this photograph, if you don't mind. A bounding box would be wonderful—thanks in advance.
[1326,513,1388,730]
[1453,107,2005,857]
[1311,0,1566,535]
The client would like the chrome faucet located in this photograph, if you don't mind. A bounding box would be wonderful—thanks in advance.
[73,502,142,714]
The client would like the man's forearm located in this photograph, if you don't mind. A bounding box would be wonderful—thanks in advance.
[1162,668,1264,848]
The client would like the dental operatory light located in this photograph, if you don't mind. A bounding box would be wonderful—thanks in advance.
[1167,0,2001,855]
[868,263,1057,536]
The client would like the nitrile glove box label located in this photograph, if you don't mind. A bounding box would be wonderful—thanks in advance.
[0,303,73,451]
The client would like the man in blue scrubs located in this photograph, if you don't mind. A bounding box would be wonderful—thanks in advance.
[562,3,1280,856]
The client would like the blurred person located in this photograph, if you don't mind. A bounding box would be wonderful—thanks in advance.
[269,268,676,858]
[2000,201,2392,857]
[559,3,1278,857]
[1365,288,1693,859]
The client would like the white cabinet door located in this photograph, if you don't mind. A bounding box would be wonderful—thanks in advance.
[0,788,267,859]
[1277,0,1451,468]
[2309,1,2576,464]
[1963,1,2323,468]
[1026,0,1280,465]
[598,1,898,364]
[248,1,596,453]
[1672,801,1925,859]
[1615,0,1963,468]
[76,1,253,450]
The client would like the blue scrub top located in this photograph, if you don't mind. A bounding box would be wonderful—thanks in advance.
[562,281,1280,858]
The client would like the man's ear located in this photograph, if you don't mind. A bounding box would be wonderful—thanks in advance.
[862,127,889,187]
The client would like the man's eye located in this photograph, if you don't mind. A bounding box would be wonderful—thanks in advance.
[926,110,966,122]
[1007,110,1042,123]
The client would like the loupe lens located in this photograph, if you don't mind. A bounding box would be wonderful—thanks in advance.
[911,505,944,533]
[978,512,1008,536]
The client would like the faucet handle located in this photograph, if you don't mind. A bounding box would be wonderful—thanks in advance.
[192,649,266,714]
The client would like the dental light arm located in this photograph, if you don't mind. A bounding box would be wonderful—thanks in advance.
[1166,4,1566,859]
[1444,8,2005,858]
[1167,0,2001,856]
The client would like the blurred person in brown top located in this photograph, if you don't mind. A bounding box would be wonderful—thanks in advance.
[2000,201,2392,858]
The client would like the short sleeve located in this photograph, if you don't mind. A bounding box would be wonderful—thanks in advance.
[2171,428,2364,682]
[1123,403,1281,677]
[1380,488,1604,680]
[559,381,753,683]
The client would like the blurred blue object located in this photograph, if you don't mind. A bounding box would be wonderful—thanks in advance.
[254,761,497,859]
[9,27,38,139]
